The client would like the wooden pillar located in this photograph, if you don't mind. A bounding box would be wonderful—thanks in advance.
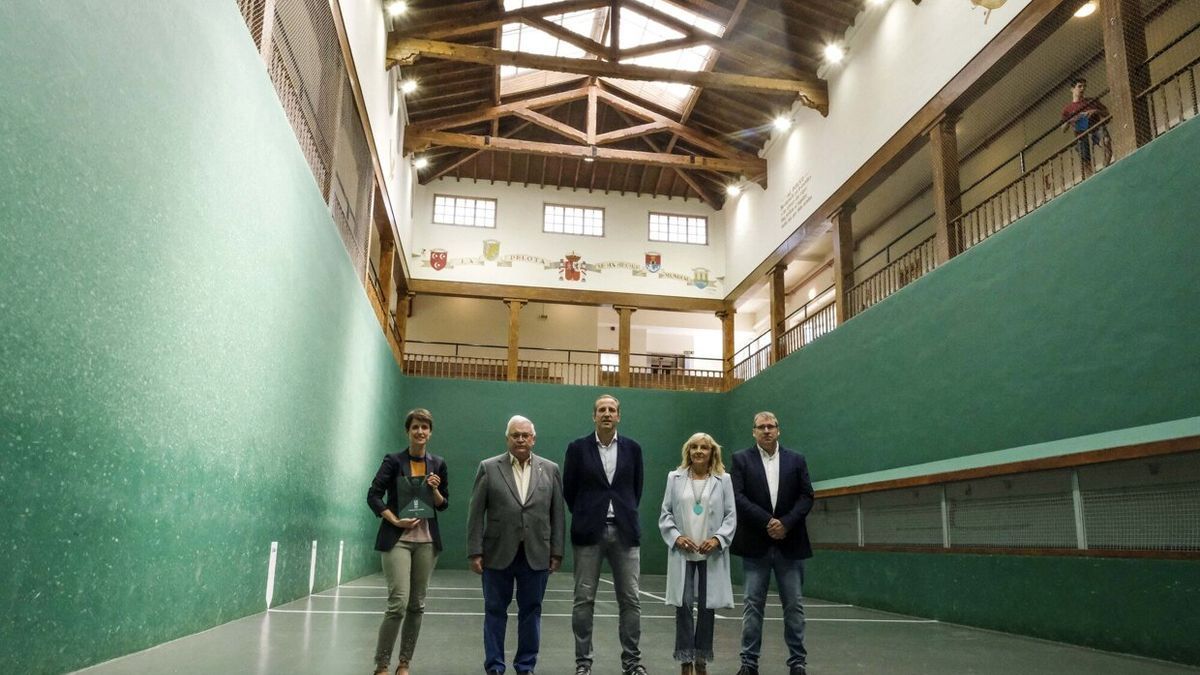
[504,298,526,382]
[716,308,735,391]
[929,113,962,263]
[394,292,413,366]
[769,264,786,364]
[1099,0,1151,158]
[377,236,395,313]
[259,0,278,66]
[831,204,855,324]
[614,305,636,388]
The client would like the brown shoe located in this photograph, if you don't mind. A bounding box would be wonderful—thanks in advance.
[394,664,410,675]
[693,662,707,675]
[680,664,693,675]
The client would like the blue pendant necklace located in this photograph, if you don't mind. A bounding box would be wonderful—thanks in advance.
[689,469,710,515]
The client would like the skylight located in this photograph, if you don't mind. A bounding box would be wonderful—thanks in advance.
[499,0,725,113]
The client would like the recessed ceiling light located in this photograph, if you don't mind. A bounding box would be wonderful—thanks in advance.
[413,157,428,169]
[726,185,742,197]
[401,79,418,94]
[1074,1,1097,17]
[824,44,845,64]
[869,0,889,5]
[773,116,792,131]
[386,1,408,17]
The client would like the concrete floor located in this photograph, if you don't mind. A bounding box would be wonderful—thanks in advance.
[76,570,1199,675]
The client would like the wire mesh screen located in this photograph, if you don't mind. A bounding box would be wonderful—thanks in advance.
[807,495,859,545]
[236,0,376,277]
[946,470,1077,548]
[1080,451,1200,551]
[861,487,943,546]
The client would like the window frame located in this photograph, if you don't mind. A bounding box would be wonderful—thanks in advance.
[432,194,498,229]
[542,202,606,238]
[647,211,709,245]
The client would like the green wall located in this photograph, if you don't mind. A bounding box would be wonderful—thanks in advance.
[1,3,406,673]
[398,377,724,574]
[722,118,1200,665]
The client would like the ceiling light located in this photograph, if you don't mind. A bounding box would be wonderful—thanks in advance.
[413,157,428,170]
[773,116,792,131]
[401,79,418,94]
[726,185,742,197]
[824,44,845,64]
[1074,1,1097,17]
[386,1,408,17]
[869,0,890,6]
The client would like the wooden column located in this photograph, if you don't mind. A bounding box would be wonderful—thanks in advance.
[831,204,855,324]
[504,298,526,382]
[377,236,395,316]
[929,113,962,264]
[769,264,786,364]
[716,308,735,391]
[395,292,414,365]
[614,305,636,388]
[1099,0,1151,158]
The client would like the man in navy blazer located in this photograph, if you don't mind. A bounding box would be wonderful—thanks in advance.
[730,411,814,675]
[563,394,647,675]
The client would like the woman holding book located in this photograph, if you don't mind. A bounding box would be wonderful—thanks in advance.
[659,432,737,675]
[367,408,449,675]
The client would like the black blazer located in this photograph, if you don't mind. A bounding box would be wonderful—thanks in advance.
[367,450,450,553]
[730,445,814,560]
[563,432,644,547]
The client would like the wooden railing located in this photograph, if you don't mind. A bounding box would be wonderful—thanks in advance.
[620,367,724,392]
[847,233,938,318]
[780,289,837,359]
[1143,56,1199,139]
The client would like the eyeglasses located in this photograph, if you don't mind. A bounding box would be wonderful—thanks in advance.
[754,424,778,431]
[508,432,533,439]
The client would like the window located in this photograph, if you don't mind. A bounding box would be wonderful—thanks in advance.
[433,195,497,228]
[600,351,618,372]
[649,212,708,245]
[544,204,604,236]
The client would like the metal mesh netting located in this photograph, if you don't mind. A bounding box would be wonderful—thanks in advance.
[946,471,1077,548]
[236,0,374,277]
[806,495,859,545]
[861,487,943,546]
[1080,451,1200,551]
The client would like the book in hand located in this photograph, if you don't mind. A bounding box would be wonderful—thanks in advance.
[396,475,435,519]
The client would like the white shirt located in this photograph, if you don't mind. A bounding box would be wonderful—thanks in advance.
[510,453,533,504]
[758,445,780,510]
[596,432,618,517]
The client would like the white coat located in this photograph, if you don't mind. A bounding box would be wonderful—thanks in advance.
[658,469,737,609]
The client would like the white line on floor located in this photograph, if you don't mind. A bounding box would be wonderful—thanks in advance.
[268,608,936,623]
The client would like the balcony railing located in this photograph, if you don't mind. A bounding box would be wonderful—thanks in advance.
[780,288,838,359]
[848,231,937,318]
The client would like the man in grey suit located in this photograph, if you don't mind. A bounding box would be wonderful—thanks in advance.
[468,415,566,675]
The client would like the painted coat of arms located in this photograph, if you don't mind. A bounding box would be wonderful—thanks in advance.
[430,249,448,271]
[645,251,662,274]
[483,239,500,261]
[691,267,710,289]
[560,252,587,282]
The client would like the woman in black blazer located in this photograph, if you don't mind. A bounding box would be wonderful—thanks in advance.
[366,408,450,675]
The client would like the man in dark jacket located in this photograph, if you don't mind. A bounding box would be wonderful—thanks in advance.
[730,411,814,675]
[563,394,647,675]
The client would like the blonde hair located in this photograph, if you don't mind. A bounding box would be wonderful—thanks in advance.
[678,432,725,475]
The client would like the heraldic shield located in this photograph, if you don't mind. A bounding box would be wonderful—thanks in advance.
[691,267,710,289]
[430,249,448,271]
[483,239,500,261]
[645,251,661,273]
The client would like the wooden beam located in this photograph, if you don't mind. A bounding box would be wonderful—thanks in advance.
[408,278,724,313]
[594,87,758,161]
[831,205,854,324]
[717,308,735,391]
[1099,0,1151,158]
[587,83,598,144]
[526,16,608,57]
[512,109,588,144]
[594,122,669,144]
[388,37,825,97]
[409,85,589,132]
[392,0,609,40]
[929,113,961,264]
[405,129,767,174]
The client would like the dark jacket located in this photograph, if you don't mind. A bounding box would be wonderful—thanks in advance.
[563,432,644,547]
[367,450,450,553]
[730,445,814,560]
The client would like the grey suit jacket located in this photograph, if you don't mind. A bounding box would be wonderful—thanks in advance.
[467,452,566,571]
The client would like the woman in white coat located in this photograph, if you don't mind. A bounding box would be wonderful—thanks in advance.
[659,432,737,675]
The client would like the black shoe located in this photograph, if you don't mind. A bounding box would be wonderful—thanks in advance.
[485,671,502,675]
[625,666,648,675]
[735,668,758,675]
[789,666,807,675]
[575,667,591,675]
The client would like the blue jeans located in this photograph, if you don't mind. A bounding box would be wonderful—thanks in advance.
[739,548,806,669]
[572,524,642,670]
[674,560,714,663]
[482,545,550,674]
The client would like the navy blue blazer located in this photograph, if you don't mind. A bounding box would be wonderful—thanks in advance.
[563,432,644,547]
[730,445,814,560]
[367,450,450,553]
